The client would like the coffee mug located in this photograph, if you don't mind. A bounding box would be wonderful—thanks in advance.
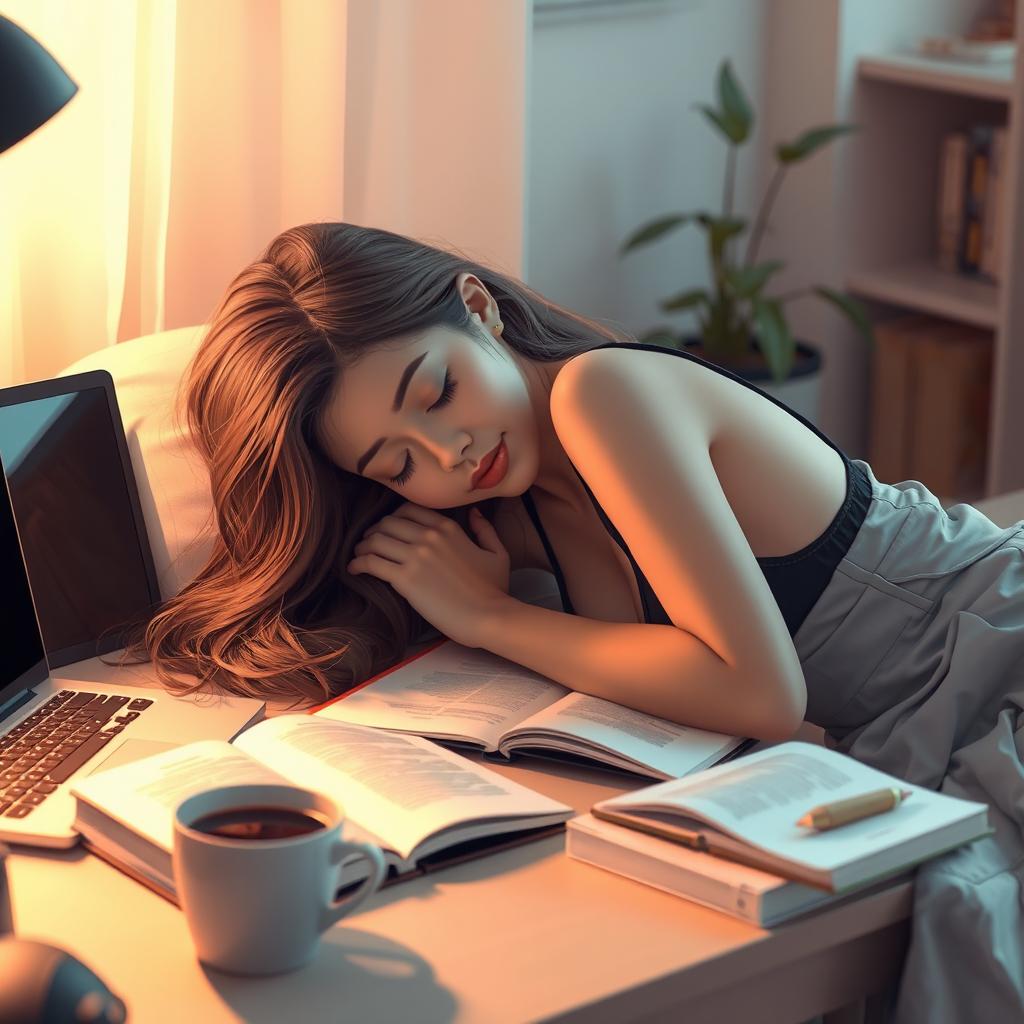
[172,783,386,976]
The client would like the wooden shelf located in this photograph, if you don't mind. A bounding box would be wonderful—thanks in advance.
[858,52,1014,103]
[846,261,998,330]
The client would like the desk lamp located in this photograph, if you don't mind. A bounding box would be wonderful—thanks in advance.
[0,13,128,1024]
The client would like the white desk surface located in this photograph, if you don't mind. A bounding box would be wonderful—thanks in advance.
[5,655,913,1024]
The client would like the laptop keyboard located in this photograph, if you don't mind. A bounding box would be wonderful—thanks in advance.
[0,689,154,819]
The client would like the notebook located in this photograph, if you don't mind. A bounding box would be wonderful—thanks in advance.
[0,372,265,849]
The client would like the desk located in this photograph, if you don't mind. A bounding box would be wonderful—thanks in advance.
[5,656,912,1024]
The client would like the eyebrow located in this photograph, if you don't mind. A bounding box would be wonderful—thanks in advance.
[355,351,430,475]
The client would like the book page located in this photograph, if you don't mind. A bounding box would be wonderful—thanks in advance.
[70,740,289,854]
[503,691,740,778]
[313,640,568,750]
[236,715,572,861]
[598,741,988,871]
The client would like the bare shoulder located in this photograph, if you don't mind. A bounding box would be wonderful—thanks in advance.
[551,344,720,445]
[549,341,848,561]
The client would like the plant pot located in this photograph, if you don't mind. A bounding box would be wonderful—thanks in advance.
[682,337,824,425]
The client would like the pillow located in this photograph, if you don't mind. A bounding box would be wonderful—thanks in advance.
[56,326,213,602]
[54,327,560,614]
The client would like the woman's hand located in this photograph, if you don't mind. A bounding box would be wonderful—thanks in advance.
[347,502,512,648]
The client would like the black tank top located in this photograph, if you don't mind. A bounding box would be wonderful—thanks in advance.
[519,341,872,638]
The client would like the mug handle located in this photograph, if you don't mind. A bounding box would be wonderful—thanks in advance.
[319,839,387,930]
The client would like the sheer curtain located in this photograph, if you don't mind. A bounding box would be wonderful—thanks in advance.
[0,0,349,389]
[0,0,527,391]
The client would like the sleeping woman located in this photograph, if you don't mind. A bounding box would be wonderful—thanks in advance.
[115,221,1024,1022]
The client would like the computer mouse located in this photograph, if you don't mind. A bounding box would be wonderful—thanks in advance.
[0,936,127,1023]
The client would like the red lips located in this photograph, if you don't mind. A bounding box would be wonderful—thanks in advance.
[472,440,501,488]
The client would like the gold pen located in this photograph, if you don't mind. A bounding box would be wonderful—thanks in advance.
[796,787,913,831]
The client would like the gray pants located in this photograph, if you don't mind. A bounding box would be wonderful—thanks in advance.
[792,458,1024,1023]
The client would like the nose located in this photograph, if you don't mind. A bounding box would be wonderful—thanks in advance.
[411,424,472,473]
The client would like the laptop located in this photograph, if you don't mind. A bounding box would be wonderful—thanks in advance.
[0,371,266,848]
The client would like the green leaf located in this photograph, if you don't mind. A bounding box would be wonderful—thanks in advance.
[660,288,711,313]
[813,287,875,350]
[695,103,747,145]
[717,61,753,143]
[776,124,858,164]
[752,297,796,383]
[620,213,694,255]
[725,260,784,298]
[696,213,746,265]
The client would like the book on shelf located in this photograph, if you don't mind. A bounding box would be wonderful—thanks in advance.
[309,637,754,781]
[868,314,992,497]
[575,741,991,898]
[937,132,968,275]
[70,716,573,907]
[981,127,1008,281]
[937,124,1007,283]
[959,124,993,275]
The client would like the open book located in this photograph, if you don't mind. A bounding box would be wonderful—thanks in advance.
[590,741,992,893]
[70,715,572,907]
[310,638,752,780]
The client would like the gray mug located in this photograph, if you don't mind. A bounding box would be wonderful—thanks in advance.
[172,783,386,976]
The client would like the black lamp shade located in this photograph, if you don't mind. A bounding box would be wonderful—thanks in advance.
[0,14,79,156]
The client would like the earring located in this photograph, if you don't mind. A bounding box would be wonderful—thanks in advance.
[494,319,503,334]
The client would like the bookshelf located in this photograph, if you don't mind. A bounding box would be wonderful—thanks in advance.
[846,261,998,330]
[858,52,1013,102]
[839,4,1024,499]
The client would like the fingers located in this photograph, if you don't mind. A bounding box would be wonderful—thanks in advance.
[352,531,407,563]
[347,552,399,579]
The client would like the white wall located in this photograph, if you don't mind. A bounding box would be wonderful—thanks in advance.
[343,0,529,283]
[526,0,769,345]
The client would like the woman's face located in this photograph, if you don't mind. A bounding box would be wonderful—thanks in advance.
[318,321,556,509]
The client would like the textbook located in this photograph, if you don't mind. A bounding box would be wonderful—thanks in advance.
[69,716,573,907]
[310,638,753,781]
[585,741,992,894]
[567,812,855,927]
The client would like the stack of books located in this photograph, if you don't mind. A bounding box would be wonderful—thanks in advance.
[567,741,991,927]
[867,314,992,499]
[937,123,1008,283]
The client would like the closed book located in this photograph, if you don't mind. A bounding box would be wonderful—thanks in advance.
[937,132,968,273]
[981,126,1007,282]
[567,812,850,927]
[588,741,991,894]
[959,125,994,274]
[990,126,1009,284]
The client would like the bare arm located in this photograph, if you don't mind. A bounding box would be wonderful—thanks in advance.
[469,596,804,743]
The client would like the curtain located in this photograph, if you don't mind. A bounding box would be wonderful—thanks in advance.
[0,0,528,392]
[0,0,349,390]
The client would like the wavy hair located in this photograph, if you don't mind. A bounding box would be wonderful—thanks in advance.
[102,222,635,710]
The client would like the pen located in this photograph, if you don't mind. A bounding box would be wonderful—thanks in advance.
[796,787,913,830]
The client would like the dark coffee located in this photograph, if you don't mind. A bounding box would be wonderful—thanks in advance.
[189,805,329,841]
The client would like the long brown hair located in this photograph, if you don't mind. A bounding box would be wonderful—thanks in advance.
[102,222,634,710]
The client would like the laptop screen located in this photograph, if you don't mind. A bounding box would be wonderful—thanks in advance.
[0,451,49,711]
[0,386,157,667]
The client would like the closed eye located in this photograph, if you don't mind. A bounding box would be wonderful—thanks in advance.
[388,369,459,485]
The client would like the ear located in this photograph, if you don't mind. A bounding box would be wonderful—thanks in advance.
[456,272,497,323]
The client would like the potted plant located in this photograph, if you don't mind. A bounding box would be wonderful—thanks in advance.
[619,59,874,421]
